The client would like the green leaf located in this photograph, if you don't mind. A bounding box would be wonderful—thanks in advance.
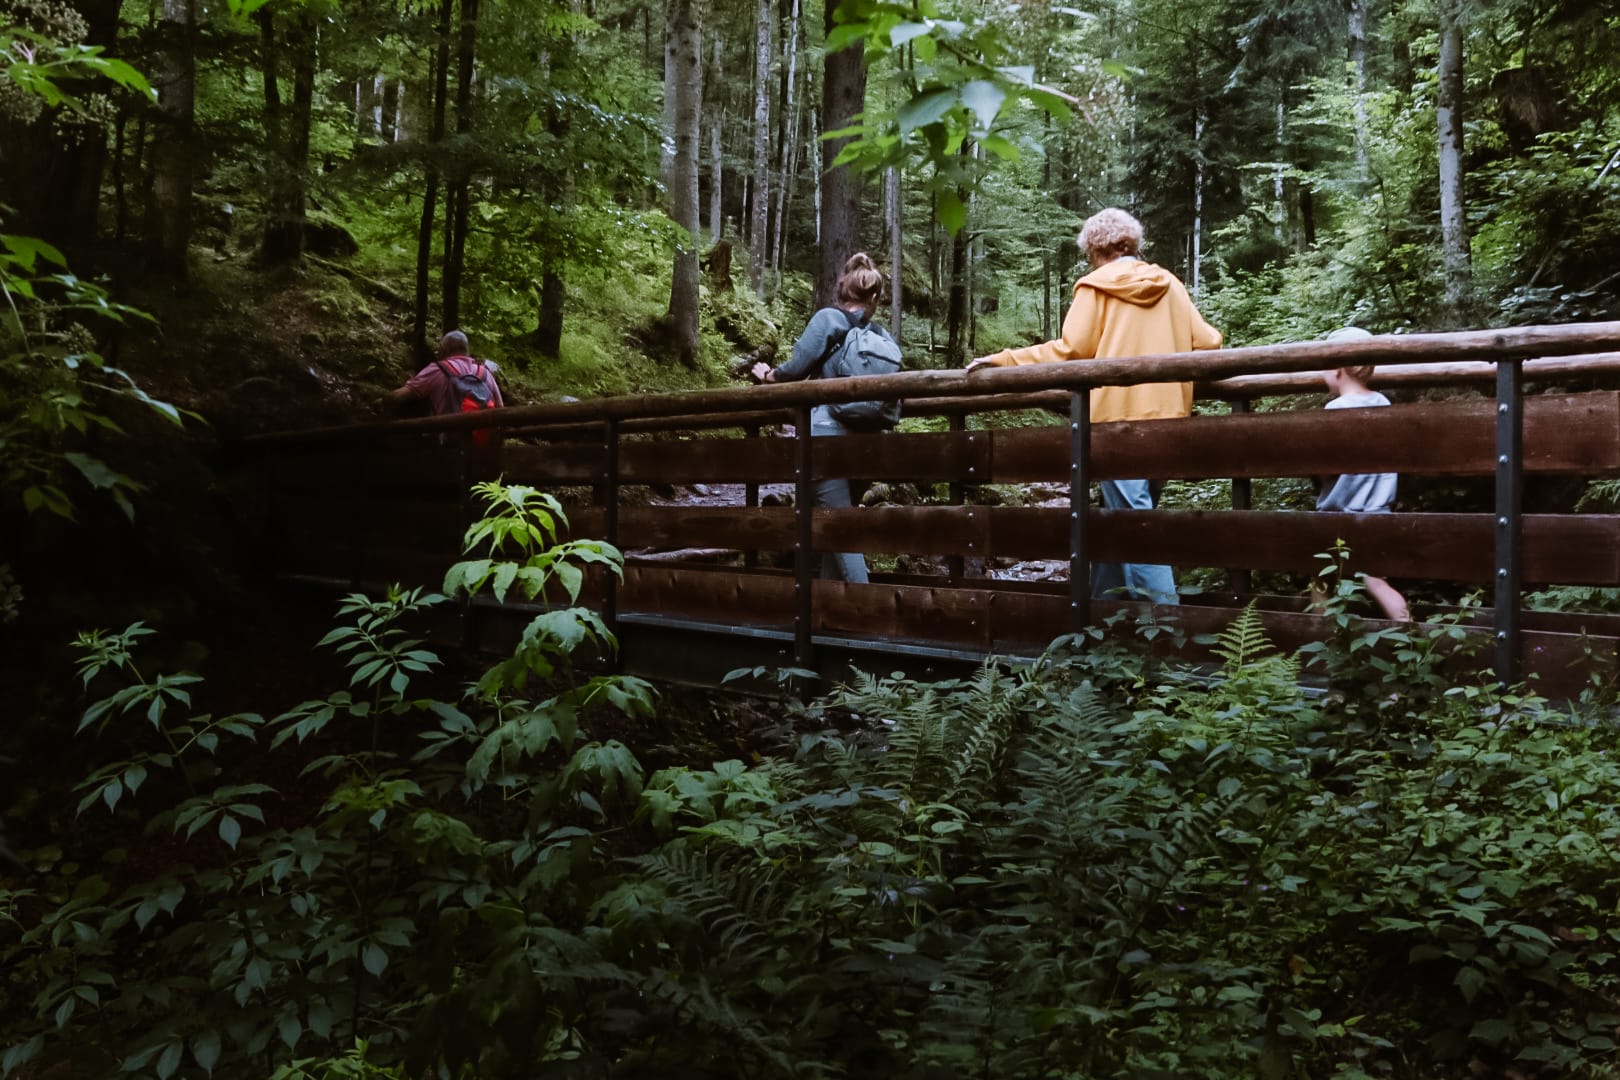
[218,815,241,849]
[898,88,957,133]
[959,80,1007,129]
[1454,964,1487,1004]
[277,1013,301,1050]
[1469,1018,1514,1044]
[823,22,868,53]
[492,561,518,602]
[3,1036,44,1075]
[936,189,968,235]
[889,21,932,46]
[361,943,389,975]
[192,1031,221,1075]
[155,1041,183,1080]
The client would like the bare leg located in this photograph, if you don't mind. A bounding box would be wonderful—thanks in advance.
[1363,575,1409,621]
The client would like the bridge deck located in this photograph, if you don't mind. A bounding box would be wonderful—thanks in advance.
[244,321,1620,695]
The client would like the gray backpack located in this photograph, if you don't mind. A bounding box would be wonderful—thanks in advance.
[823,310,903,431]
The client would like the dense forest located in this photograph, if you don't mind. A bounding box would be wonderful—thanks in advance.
[6,0,1620,1075]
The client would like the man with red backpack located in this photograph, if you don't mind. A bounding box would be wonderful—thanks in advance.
[392,330,504,444]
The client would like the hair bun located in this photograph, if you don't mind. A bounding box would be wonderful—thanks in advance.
[844,252,876,273]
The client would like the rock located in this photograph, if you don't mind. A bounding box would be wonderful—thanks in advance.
[305,217,360,258]
[691,483,712,497]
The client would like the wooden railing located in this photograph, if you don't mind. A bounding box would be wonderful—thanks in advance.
[244,322,1620,694]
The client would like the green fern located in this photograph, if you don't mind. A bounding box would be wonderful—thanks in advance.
[1210,602,1275,672]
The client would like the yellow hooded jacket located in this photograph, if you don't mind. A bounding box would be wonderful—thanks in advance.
[980,258,1222,423]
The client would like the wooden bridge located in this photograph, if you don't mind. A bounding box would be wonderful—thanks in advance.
[243,322,1620,697]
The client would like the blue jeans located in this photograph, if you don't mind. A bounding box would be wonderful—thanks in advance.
[810,407,869,584]
[1093,478,1177,604]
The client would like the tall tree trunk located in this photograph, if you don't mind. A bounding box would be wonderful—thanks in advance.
[810,102,821,246]
[443,0,480,330]
[1190,106,1205,294]
[817,5,864,305]
[748,0,771,297]
[1346,0,1369,176]
[1274,99,1286,246]
[944,188,968,366]
[413,0,454,359]
[772,13,803,279]
[259,10,315,264]
[1437,0,1471,323]
[536,65,574,358]
[663,0,704,366]
[709,36,724,242]
[147,0,195,278]
[886,166,901,341]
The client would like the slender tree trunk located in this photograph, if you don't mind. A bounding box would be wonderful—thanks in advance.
[772,20,803,279]
[810,102,821,246]
[767,0,800,278]
[1347,0,1369,176]
[1190,106,1205,294]
[443,0,480,330]
[748,0,771,297]
[259,10,315,264]
[113,114,128,242]
[1274,100,1286,246]
[886,166,901,341]
[663,0,704,366]
[1437,0,1471,322]
[944,185,968,366]
[817,5,864,305]
[413,0,454,359]
[147,0,195,278]
[709,36,724,242]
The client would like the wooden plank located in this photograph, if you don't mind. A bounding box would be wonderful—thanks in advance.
[596,504,1620,586]
[608,429,991,486]
[620,435,793,484]
[987,393,1620,482]
[978,508,1620,585]
[502,443,607,484]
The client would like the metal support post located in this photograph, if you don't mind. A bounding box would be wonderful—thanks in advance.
[1228,398,1253,597]
[1493,359,1524,687]
[1069,389,1092,633]
[744,423,760,568]
[601,419,621,647]
[948,413,967,581]
[793,406,815,669]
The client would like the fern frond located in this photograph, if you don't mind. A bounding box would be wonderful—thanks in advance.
[1210,603,1275,672]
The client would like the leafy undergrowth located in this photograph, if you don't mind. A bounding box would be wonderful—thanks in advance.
[4,486,1620,1079]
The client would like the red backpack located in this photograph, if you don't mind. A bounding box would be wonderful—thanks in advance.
[436,359,498,446]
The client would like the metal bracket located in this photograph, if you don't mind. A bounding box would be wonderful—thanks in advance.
[793,406,814,669]
[1494,358,1524,686]
[1228,398,1253,596]
[1069,389,1092,633]
[602,418,620,647]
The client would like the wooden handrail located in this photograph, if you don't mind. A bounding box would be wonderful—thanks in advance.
[242,322,1620,447]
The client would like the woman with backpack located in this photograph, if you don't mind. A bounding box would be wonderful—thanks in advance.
[751,252,897,584]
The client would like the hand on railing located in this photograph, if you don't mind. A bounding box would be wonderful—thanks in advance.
[964,358,996,374]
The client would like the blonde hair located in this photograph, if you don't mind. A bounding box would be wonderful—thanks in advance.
[1079,208,1143,261]
[835,252,884,307]
[1341,365,1375,384]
